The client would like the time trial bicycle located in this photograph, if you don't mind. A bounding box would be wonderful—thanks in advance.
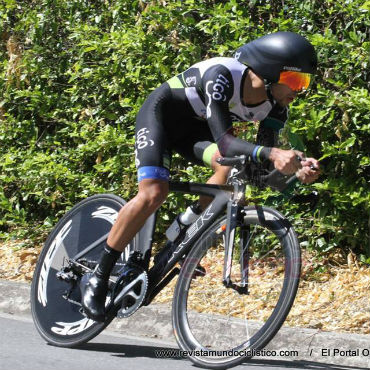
[31,154,301,369]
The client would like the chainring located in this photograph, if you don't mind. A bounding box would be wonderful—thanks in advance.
[112,264,148,319]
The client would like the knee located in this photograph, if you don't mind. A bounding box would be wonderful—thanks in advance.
[137,181,168,210]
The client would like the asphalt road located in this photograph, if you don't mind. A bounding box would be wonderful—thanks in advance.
[0,313,366,370]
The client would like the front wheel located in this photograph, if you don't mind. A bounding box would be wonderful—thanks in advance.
[31,194,130,347]
[172,206,301,369]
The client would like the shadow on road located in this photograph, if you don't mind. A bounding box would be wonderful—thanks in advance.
[77,342,368,370]
[77,342,185,361]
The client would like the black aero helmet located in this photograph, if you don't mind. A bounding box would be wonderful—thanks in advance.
[234,31,317,83]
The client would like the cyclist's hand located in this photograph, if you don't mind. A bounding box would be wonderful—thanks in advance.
[269,148,303,175]
[296,157,321,184]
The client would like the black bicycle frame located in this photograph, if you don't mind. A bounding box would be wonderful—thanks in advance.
[151,183,230,267]
[70,179,245,307]
[142,180,250,304]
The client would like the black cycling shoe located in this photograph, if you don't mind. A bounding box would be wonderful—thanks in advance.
[80,273,108,322]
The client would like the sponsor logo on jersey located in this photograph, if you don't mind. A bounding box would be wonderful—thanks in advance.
[212,74,230,100]
[206,74,231,118]
[135,148,140,167]
[185,76,197,86]
[136,127,154,150]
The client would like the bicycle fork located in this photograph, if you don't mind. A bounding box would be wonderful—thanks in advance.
[223,185,250,295]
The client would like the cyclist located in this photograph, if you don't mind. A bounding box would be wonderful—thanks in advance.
[81,31,321,322]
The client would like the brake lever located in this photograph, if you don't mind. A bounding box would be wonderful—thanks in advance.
[296,155,319,172]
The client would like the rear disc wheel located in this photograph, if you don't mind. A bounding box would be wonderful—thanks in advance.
[31,194,131,347]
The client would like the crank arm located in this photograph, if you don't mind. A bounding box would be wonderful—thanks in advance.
[113,272,147,305]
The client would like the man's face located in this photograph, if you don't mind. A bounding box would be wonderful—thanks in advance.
[270,83,298,107]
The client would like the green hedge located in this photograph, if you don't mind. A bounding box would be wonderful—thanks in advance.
[1,0,369,260]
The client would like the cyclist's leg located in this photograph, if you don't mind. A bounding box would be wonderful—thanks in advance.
[201,143,230,208]
[186,140,231,208]
[200,141,230,183]
[82,84,173,321]
[81,178,169,322]
[110,82,173,250]
[107,178,168,249]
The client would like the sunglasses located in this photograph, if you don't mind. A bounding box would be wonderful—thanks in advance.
[278,71,311,92]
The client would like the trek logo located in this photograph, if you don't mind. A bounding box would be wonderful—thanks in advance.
[168,205,214,263]
[136,127,154,150]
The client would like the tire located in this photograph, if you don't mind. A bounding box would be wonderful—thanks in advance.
[31,194,130,347]
[172,206,301,369]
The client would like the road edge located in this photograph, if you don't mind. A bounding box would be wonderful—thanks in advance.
[1,279,368,368]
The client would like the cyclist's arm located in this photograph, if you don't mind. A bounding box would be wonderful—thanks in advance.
[259,106,320,186]
[258,104,289,149]
[202,65,271,163]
